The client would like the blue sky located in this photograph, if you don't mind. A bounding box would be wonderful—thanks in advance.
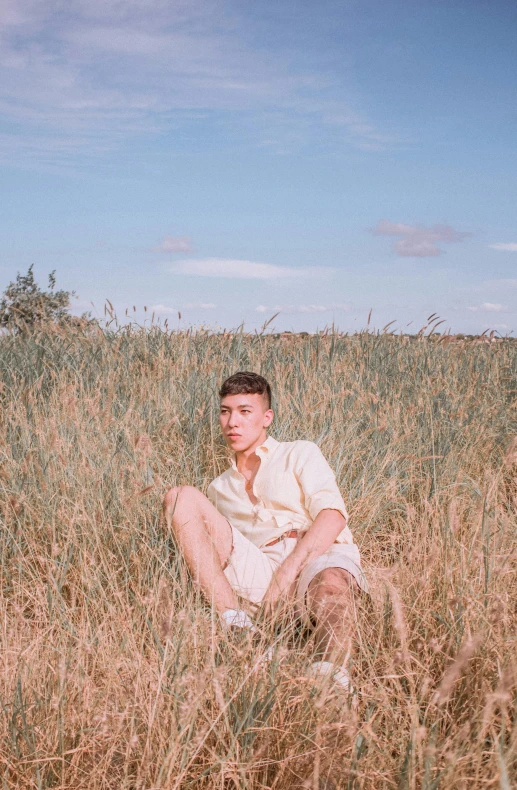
[1,0,516,334]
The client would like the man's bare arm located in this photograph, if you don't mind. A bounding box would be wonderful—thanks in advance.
[261,509,347,607]
[282,508,346,573]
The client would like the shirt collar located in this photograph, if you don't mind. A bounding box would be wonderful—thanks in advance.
[256,435,279,458]
[230,435,279,470]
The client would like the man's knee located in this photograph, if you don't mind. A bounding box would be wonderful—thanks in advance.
[163,485,201,520]
[308,567,359,605]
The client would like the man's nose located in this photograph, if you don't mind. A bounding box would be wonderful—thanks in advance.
[228,411,240,427]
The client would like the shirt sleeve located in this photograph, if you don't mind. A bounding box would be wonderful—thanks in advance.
[206,481,216,507]
[294,442,349,523]
[207,480,224,514]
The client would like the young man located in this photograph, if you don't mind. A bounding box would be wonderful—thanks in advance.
[163,371,368,689]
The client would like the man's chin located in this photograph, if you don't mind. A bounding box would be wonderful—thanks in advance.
[226,437,248,451]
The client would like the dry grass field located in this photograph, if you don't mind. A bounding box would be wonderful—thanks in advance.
[0,325,516,789]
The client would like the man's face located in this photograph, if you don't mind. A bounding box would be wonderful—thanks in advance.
[219,392,274,454]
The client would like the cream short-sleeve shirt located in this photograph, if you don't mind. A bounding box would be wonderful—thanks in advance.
[207,435,354,549]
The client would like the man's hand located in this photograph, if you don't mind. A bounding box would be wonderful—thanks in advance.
[261,558,299,618]
[260,509,348,618]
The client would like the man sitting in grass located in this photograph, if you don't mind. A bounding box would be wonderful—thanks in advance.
[163,371,368,690]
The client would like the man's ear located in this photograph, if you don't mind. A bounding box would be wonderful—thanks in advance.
[264,409,274,427]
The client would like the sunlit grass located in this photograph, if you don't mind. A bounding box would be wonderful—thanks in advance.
[0,324,516,788]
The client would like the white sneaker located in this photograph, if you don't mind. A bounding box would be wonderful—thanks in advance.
[309,660,353,693]
[220,608,255,630]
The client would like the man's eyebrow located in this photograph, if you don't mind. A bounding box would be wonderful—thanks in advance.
[220,402,255,408]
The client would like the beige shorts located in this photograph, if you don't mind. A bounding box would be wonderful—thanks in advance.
[224,527,369,616]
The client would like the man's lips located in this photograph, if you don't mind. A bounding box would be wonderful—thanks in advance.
[227,434,241,440]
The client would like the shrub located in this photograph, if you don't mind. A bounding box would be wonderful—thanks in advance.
[0,265,75,333]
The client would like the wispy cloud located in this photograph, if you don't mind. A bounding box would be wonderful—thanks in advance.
[151,302,216,313]
[467,302,508,313]
[169,258,333,279]
[151,304,177,314]
[152,235,193,254]
[475,278,517,291]
[256,303,348,314]
[0,0,394,167]
[488,242,517,252]
[372,220,471,257]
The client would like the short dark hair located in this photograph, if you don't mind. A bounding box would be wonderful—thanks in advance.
[219,371,272,409]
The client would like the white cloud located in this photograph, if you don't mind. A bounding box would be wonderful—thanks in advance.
[151,301,216,312]
[153,235,193,254]
[169,258,333,279]
[372,220,471,258]
[151,304,178,314]
[0,0,30,26]
[467,303,508,313]
[0,0,394,167]
[477,278,517,290]
[488,243,517,252]
[256,303,349,314]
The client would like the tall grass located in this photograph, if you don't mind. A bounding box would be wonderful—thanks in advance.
[0,325,516,788]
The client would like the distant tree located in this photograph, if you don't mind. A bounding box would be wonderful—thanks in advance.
[0,266,75,333]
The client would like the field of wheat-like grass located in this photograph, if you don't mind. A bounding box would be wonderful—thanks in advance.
[0,326,516,789]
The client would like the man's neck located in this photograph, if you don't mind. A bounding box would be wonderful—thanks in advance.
[235,432,268,472]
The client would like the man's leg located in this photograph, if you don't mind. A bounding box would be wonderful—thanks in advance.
[306,567,360,670]
[162,485,238,614]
